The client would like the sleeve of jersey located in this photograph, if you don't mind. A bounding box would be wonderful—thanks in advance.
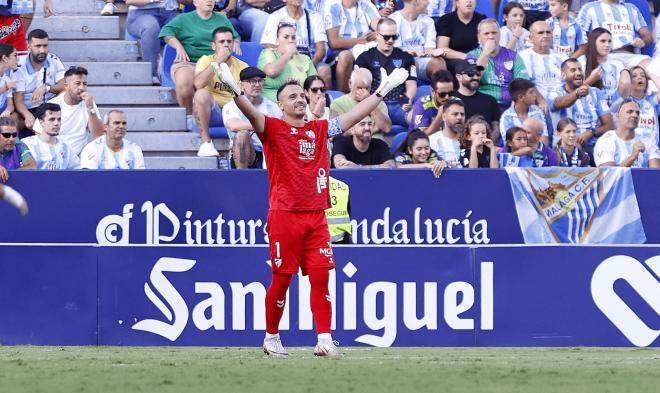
[630,5,647,30]
[593,137,614,166]
[260,116,273,144]
[513,55,529,79]
[327,117,342,138]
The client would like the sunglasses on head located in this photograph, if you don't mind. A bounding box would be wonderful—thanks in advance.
[436,91,453,98]
[379,33,399,42]
[310,87,326,93]
[1,132,17,139]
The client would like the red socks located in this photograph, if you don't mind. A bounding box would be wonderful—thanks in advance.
[265,272,292,334]
[308,267,332,334]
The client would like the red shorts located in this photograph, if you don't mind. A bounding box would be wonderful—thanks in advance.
[267,210,335,275]
[0,16,27,52]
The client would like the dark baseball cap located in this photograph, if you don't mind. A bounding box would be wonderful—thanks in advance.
[240,66,266,81]
[455,59,484,74]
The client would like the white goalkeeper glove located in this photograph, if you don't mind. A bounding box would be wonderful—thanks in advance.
[213,62,242,97]
[1,185,28,215]
[374,67,409,98]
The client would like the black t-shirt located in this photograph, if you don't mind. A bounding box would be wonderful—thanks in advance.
[354,47,417,103]
[460,145,492,168]
[454,91,501,125]
[436,11,486,54]
[331,134,392,167]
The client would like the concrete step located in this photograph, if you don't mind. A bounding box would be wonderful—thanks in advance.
[65,62,152,86]
[50,40,138,62]
[88,86,176,105]
[29,16,120,40]
[129,131,230,153]
[98,107,187,131]
[34,0,129,15]
[145,156,220,170]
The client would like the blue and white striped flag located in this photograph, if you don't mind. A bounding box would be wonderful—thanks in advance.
[506,167,646,244]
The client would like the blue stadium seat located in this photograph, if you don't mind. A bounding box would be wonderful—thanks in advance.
[414,84,431,103]
[476,0,495,19]
[497,0,506,25]
[161,44,176,88]
[388,125,408,135]
[326,89,344,101]
[183,4,195,12]
[390,130,408,154]
[235,42,263,67]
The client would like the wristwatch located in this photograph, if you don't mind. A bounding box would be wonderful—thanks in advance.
[88,107,97,116]
[45,85,51,92]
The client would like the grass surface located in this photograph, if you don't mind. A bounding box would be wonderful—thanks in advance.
[0,347,658,393]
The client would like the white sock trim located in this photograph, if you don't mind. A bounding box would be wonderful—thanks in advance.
[317,333,332,342]
[265,332,279,340]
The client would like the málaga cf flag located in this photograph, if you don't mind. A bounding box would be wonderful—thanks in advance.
[506,167,646,244]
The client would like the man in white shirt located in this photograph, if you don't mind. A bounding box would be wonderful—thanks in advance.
[429,97,465,167]
[594,98,660,167]
[518,21,564,103]
[22,102,79,169]
[48,66,104,156]
[13,29,65,134]
[222,67,282,169]
[80,110,145,170]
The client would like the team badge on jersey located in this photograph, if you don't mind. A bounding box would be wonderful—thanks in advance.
[305,130,316,139]
[504,61,513,71]
[393,59,402,68]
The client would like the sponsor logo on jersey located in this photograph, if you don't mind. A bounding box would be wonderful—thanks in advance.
[316,168,328,193]
[299,140,316,160]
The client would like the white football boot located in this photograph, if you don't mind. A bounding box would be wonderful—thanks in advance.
[314,340,341,358]
[263,335,289,358]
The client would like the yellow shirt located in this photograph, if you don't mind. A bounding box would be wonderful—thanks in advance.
[195,55,248,107]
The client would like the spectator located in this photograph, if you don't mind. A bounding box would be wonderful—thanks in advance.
[355,17,417,129]
[329,67,391,135]
[453,59,500,142]
[594,98,660,167]
[498,126,534,167]
[578,0,652,69]
[612,66,660,146]
[518,21,564,103]
[193,26,248,157]
[260,0,330,86]
[409,69,453,132]
[548,58,612,154]
[390,0,445,82]
[13,29,65,135]
[160,0,240,129]
[126,0,192,84]
[429,97,464,167]
[501,0,550,27]
[459,115,499,168]
[0,43,18,119]
[331,115,395,167]
[48,66,104,157]
[582,28,626,107]
[394,129,445,178]
[323,0,380,92]
[258,23,317,102]
[1,0,53,59]
[222,66,282,169]
[500,78,549,146]
[234,0,271,42]
[546,0,587,60]
[426,0,452,25]
[22,102,79,169]
[304,75,329,121]
[467,18,529,111]
[522,117,557,166]
[0,117,35,169]
[500,2,530,52]
[80,110,146,170]
[554,118,590,167]
[436,0,486,74]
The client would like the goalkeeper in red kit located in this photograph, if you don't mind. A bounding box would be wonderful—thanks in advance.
[217,64,408,357]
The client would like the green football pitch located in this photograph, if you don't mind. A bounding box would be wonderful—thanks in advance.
[0,347,658,393]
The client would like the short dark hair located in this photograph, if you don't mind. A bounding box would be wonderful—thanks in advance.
[35,103,61,121]
[508,78,536,101]
[64,66,88,79]
[430,70,453,88]
[0,43,15,59]
[276,80,302,101]
[561,57,580,72]
[0,116,17,128]
[303,75,324,91]
[212,26,234,41]
[442,97,464,112]
[406,130,429,151]
[506,126,526,143]
[503,1,524,16]
[28,29,49,42]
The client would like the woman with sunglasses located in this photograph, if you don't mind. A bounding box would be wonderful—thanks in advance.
[258,23,317,102]
[303,75,329,121]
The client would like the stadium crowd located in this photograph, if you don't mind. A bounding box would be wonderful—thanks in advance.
[2,0,660,172]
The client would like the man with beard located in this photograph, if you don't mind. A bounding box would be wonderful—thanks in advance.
[429,97,465,167]
[48,66,104,157]
[80,110,145,170]
[453,59,500,143]
[409,70,452,132]
[0,116,35,170]
[22,102,79,169]
[548,58,612,157]
[595,98,660,168]
[331,115,395,167]
[13,29,65,135]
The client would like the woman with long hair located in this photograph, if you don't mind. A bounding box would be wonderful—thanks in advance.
[0,43,18,118]
[583,28,626,106]
[459,115,499,168]
[554,118,591,167]
[303,75,329,121]
[395,129,446,177]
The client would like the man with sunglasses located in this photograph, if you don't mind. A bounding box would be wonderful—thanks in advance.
[355,17,417,128]
[409,69,452,132]
[193,26,248,157]
[0,117,35,170]
[453,59,501,144]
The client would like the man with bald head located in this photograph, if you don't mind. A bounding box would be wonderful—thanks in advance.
[518,21,564,104]
[330,67,392,135]
[523,117,557,167]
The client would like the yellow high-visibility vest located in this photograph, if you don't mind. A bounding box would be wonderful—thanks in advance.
[325,176,351,243]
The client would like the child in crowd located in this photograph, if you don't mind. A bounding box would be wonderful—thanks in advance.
[459,115,499,168]
[554,118,591,167]
[499,126,535,167]
[395,129,446,177]
[546,0,587,60]
[500,2,530,52]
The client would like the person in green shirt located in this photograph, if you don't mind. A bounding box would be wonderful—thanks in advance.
[257,23,316,103]
[159,0,240,128]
